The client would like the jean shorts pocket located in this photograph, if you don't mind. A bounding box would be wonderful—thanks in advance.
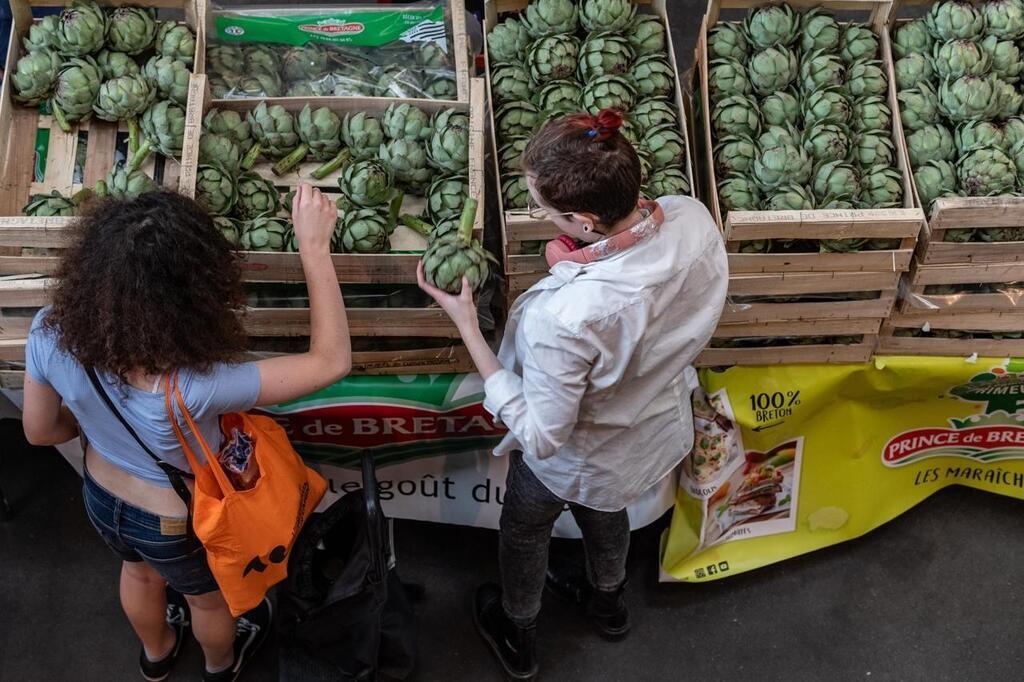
[130,534,204,565]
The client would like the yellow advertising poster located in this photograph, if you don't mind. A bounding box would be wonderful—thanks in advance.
[661,356,1024,582]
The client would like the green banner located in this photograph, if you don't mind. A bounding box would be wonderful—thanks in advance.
[214,6,446,47]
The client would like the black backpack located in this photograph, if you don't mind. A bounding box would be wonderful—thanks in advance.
[278,452,416,681]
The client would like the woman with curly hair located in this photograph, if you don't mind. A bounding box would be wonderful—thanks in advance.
[21,185,350,681]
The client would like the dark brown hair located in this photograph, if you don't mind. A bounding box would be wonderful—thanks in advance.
[521,109,641,226]
[45,191,247,376]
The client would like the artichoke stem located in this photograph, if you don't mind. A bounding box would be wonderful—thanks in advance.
[127,118,141,155]
[51,101,71,133]
[457,197,479,247]
[94,180,108,197]
[386,189,404,234]
[311,148,351,180]
[272,144,309,177]
[399,214,434,238]
[127,139,153,173]
[241,143,261,170]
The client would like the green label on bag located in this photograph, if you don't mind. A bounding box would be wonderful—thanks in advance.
[214,6,446,47]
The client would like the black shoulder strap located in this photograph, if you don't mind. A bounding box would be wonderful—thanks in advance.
[86,368,194,517]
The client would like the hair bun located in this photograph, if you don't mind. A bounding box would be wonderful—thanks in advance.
[591,109,624,142]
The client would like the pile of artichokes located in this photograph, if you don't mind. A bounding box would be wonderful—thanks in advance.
[707,3,908,253]
[488,0,692,208]
[893,0,1024,243]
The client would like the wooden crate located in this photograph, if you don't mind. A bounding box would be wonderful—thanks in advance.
[696,0,925,274]
[484,0,698,299]
[722,270,900,324]
[879,311,1024,357]
[900,260,1024,314]
[695,317,881,366]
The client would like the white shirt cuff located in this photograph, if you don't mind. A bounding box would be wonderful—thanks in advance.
[483,369,523,422]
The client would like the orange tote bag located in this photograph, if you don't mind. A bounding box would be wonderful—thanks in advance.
[164,374,327,617]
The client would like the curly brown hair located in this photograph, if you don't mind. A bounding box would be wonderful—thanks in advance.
[45,191,248,376]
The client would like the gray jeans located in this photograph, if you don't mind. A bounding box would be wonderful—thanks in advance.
[499,451,630,626]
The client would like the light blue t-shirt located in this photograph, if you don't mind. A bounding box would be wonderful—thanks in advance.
[26,308,262,488]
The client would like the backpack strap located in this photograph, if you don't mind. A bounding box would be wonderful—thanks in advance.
[361,451,387,585]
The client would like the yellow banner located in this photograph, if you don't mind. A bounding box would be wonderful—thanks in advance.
[661,356,1024,582]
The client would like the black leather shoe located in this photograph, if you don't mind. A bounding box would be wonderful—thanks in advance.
[545,569,631,641]
[473,583,539,681]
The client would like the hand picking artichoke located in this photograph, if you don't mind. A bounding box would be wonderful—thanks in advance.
[421,198,494,294]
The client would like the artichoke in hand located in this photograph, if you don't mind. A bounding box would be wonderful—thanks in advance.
[420,197,494,294]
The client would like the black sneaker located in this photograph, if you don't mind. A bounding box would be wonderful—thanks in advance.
[139,589,191,681]
[545,569,631,641]
[473,583,538,681]
[203,597,273,682]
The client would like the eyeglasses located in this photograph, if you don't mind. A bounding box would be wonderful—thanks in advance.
[526,196,574,220]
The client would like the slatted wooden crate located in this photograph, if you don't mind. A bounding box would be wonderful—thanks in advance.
[484,0,698,300]
[879,311,1024,357]
[899,261,1024,314]
[695,0,925,275]
[695,317,881,367]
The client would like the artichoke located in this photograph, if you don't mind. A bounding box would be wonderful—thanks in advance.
[282,44,328,82]
[753,143,813,190]
[213,216,242,247]
[640,124,686,169]
[926,1,986,41]
[748,46,798,95]
[236,172,281,220]
[23,15,59,53]
[425,73,458,100]
[237,72,284,99]
[496,101,542,139]
[851,130,896,169]
[103,165,159,200]
[23,190,77,217]
[502,175,530,209]
[933,39,992,80]
[528,34,581,83]
[799,50,845,93]
[269,104,341,177]
[426,175,469,221]
[12,49,61,106]
[811,161,860,201]
[718,175,762,212]
[894,53,935,91]
[248,102,299,161]
[631,98,677,133]
[708,22,749,61]
[1005,117,1024,148]
[580,0,636,32]
[244,44,282,76]
[907,123,956,165]
[416,41,449,69]
[199,133,242,173]
[800,8,840,54]
[535,80,583,114]
[285,79,334,98]
[206,44,244,79]
[580,75,637,114]
[56,0,106,57]
[94,74,154,152]
[498,136,530,174]
[939,75,1000,122]
[421,198,493,294]
[759,123,800,150]
[956,120,1007,153]
[765,184,815,211]
[860,165,904,208]
[897,81,941,131]
[208,76,233,99]
[427,113,470,174]
[340,159,394,207]
[626,13,667,57]
[803,123,851,164]
[850,95,892,132]
[995,78,1024,119]
[579,31,634,82]
[204,109,253,157]
[51,56,102,130]
[374,64,425,98]
[492,64,533,104]
[892,19,934,58]
[342,112,385,161]
[628,55,675,99]
[144,55,190,106]
[155,22,196,67]
[95,50,141,80]
[708,58,753,100]
[761,90,800,127]
[522,0,579,38]
[489,17,531,62]
[140,100,186,158]
[106,6,157,56]
[982,35,1024,83]
[913,159,958,207]
[339,208,390,254]
[712,94,761,138]
[644,167,690,198]
[379,138,434,189]
[241,216,290,252]
[957,146,1018,195]
[839,25,879,64]
[983,0,1024,40]
[194,164,237,216]
[714,134,758,176]
[846,60,888,99]
[383,102,432,142]
[803,86,851,128]
[743,4,799,49]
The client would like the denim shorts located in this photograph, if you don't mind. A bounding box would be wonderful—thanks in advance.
[82,471,219,596]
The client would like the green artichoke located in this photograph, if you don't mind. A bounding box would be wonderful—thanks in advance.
[502,175,530,209]
[983,0,1024,40]
[708,58,752,100]
[749,45,794,94]
[956,120,1007,153]
[580,0,635,32]
[282,44,328,82]
[209,76,233,99]
[374,65,425,98]
[811,160,860,201]
[851,130,896,168]
[957,146,1018,195]
[846,60,888,99]
[712,94,761,138]
[913,159,958,207]
[340,207,390,254]
[1013,137,1024,178]
[496,101,541,139]
[800,8,840,54]
[244,44,282,76]
[803,123,851,164]
[631,99,677,133]
[104,165,159,200]
[425,74,458,100]
[581,75,636,114]
[1005,116,1024,148]
[416,41,449,69]
[523,0,580,37]
[761,90,800,127]
[492,64,533,104]
[421,198,493,294]
[95,50,141,80]
[714,134,757,176]
[23,190,77,217]
[759,123,800,150]
[644,167,690,197]
[743,4,799,49]
[340,159,394,207]
[426,175,469,221]
[12,49,61,106]
[342,112,385,161]
[237,72,283,98]
[626,13,667,57]
[803,86,851,128]
[383,102,432,142]
[765,183,815,211]
[535,80,583,114]
[298,104,342,162]
[939,75,1001,122]
[140,100,185,158]
[839,25,879,64]
[23,15,59,53]
[241,216,290,252]
[93,74,154,152]
[860,165,904,207]
[799,49,845,93]
[51,56,101,130]
[718,175,762,212]
[753,143,812,190]
[155,22,196,67]
[640,124,686,169]
[892,19,934,58]
[498,136,530,174]
[213,216,242,247]
[195,164,237,216]
[284,79,331,98]
[933,39,992,80]
[379,138,434,189]
[982,35,1024,83]
[579,31,633,83]
[107,6,156,56]
[199,133,242,173]
[907,123,956,165]
[850,95,892,132]
[56,0,106,57]
[528,34,581,83]
[204,109,253,157]
[894,53,935,91]
[489,17,531,62]
[995,78,1024,119]
[628,55,675,99]
[707,22,749,61]
[206,44,244,79]
[248,102,299,161]
[143,55,190,106]
[427,113,470,174]
[431,107,468,132]
[897,81,941,131]
[926,1,986,41]
[236,172,280,221]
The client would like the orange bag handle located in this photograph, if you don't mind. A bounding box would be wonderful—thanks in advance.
[164,373,235,496]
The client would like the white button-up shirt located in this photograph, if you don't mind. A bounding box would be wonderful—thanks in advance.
[483,196,729,511]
